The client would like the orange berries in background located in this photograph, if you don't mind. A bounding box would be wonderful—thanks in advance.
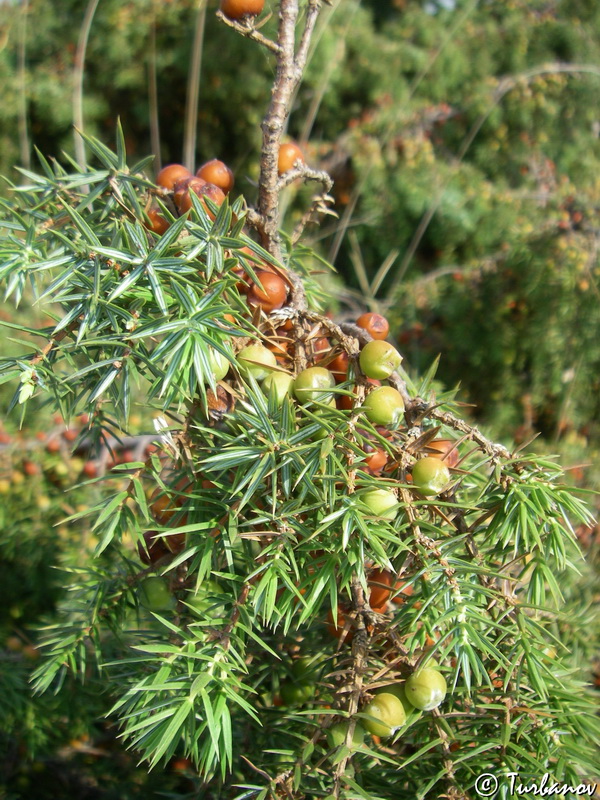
[146,206,171,235]
[327,351,350,383]
[426,438,460,468]
[368,568,393,611]
[326,608,354,644]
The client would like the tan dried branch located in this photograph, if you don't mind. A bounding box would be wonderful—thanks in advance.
[215,9,281,54]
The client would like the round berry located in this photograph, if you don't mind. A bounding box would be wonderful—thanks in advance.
[247,270,288,313]
[411,457,451,496]
[138,531,170,565]
[391,578,414,605]
[278,141,304,175]
[362,441,388,475]
[220,0,264,19]
[146,206,171,235]
[138,577,176,612]
[173,176,203,209]
[426,438,460,468]
[157,163,192,191]
[291,656,322,681]
[237,344,277,380]
[196,159,234,194]
[280,680,314,705]
[326,608,354,644]
[207,347,230,381]
[362,692,406,737]
[356,312,390,340]
[362,386,404,427]
[328,351,350,383]
[184,580,226,619]
[359,340,402,380]
[293,367,335,404]
[262,372,294,405]
[361,488,398,520]
[404,668,447,711]
[326,721,365,750]
[178,181,226,218]
[368,568,394,608]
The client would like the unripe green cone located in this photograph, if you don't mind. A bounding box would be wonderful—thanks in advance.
[411,457,451,496]
[405,668,447,711]
[262,371,294,405]
[361,488,398,520]
[362,692,406,737]
[359,340,403,380]
[138,576,176,612]
[326,721,365,749]
[293,367,335,404]
[184,580,226,619]
[207,347,230,381]
[237,344,277,380]
[280,680,315,705]
[362,386,404,427]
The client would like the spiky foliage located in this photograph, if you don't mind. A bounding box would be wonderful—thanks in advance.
[0,130,598,797]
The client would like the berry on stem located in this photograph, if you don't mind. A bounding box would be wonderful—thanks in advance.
[426,438,460,468]
[278,141,304,175]
[146,206,171,235]
[293,367,335,404]
[326,721,365,749]
[262,372,294,405]
[138,577,176,612]
[356,312,390,340]
[247,270,289,313]
[404,668,447,711]
[368,568,394,608]
[280,680,314,705]
[362,386,404,427]
[361,692,406,737]
[237,344,277,380]
[359,340,402,380]
[361,489,398,521]
[207,347,230,381]
[220,0,265,20]
[196,159,234,194]
[327,351,350,383]
[157,163,192,191]
[411,456,451,496]
[178,181,226,218]
[173,176,200,209]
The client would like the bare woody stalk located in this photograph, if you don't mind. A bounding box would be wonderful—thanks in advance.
[256,0,324,261]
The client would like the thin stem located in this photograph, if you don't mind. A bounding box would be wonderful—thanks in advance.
[73,0,101,170]
[148,10,161,172]
[17,0,30,170]
[216,10,281,54]
[183,0,207,171]
[257,0,301,259]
